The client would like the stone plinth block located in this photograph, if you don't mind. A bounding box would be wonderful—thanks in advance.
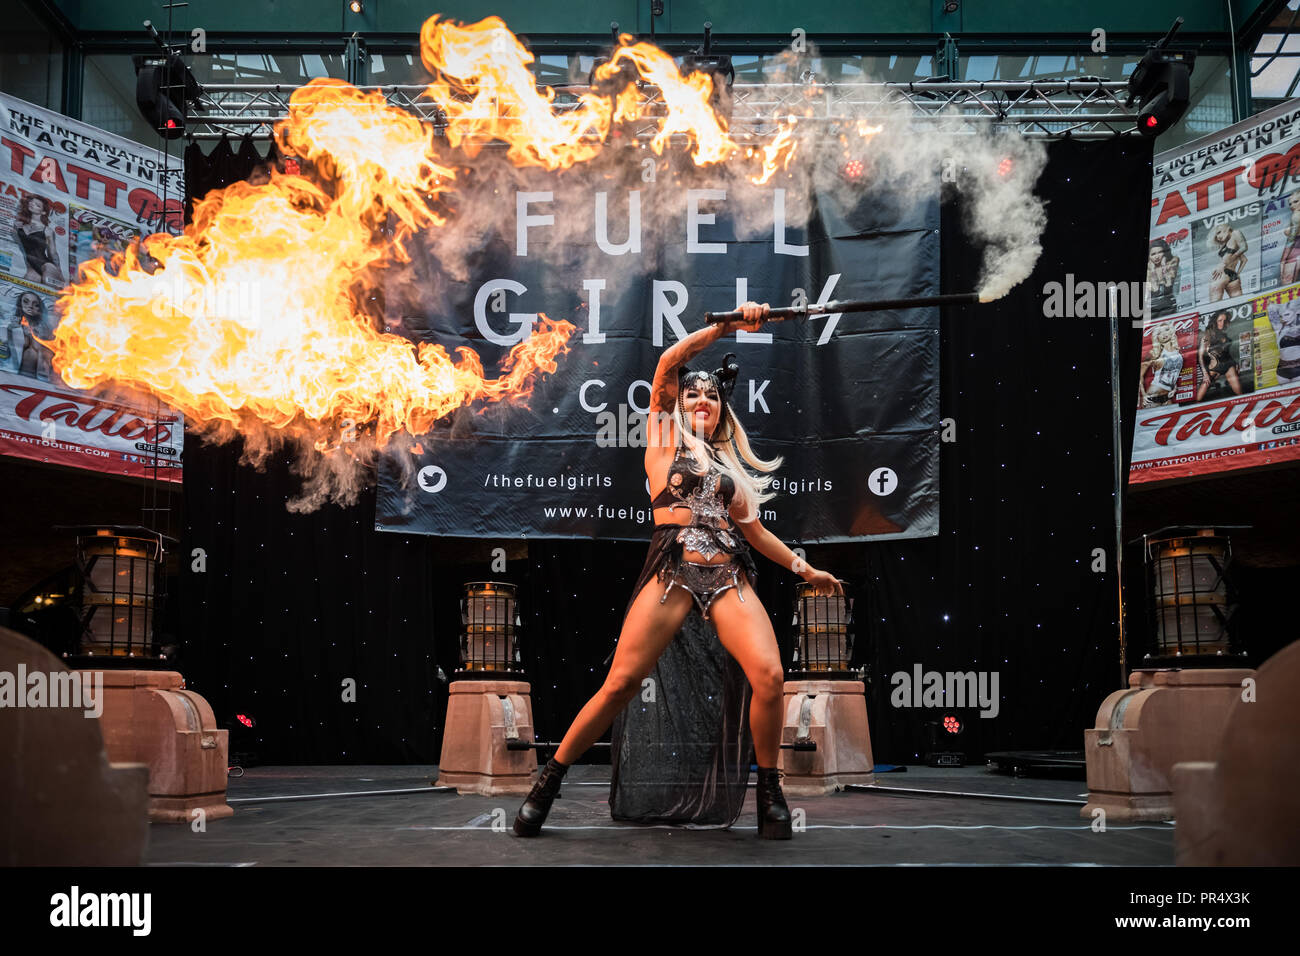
[1082,667,1254,824]
[1171,640,1300,865]
[436,680,537,795]
[0,627,150,864]
[778,680,875,796]
[93,669,233,824]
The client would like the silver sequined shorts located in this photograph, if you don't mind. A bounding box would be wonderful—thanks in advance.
[659,559,746,619]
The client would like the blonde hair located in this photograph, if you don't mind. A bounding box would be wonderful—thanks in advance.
[675,398,782,521]
[1152,325,1178,356]
[1210,225,1246,254]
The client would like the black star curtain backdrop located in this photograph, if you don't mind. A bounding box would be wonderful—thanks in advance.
[179,135,1171,766]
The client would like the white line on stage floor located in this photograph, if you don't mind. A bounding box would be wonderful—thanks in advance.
[146,862,258,866]
[223,782,1102,810]
[398,823,1175,831]
[147,861,1158,867]
[567,780,1088,805]
[227,785,453,803]
[853,784,1087,805]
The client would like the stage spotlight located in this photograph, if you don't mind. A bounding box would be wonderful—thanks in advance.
[1128,17,1195,137]
[997,156,1013,177]
[842,159,865,181]
[349,0,363,13]
[134,52,204,140]
[229,712,259,768]
[926,714,966,767]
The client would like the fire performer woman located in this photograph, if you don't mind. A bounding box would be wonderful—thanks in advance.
[514,301,844,840]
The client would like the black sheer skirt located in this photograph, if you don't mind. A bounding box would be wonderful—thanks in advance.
[604,523,757,827]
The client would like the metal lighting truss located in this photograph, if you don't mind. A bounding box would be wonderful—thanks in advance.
[187,77,1139,141]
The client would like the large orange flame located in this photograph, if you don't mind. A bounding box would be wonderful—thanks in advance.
[420,16,616,168]
[419,17,742,169]
[52,77,574,451]
[48,14,886,491]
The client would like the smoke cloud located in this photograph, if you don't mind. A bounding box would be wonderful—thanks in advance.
[51,16,1049,512]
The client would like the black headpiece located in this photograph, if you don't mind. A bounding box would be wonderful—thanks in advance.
[678,352,739,404]
[678,353,740,443]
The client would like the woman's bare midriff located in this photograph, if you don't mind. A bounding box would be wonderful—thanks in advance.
[653,505,734,566]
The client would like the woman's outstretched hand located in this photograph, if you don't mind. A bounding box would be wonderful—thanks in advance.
[723,300,770,334]
[802,566,845,597]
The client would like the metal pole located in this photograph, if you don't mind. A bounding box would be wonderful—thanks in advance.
[1108,284,1128,687]
[704,292,982,324]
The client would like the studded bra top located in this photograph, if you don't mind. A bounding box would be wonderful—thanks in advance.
[647,446,748,560]
[650,446,736,512]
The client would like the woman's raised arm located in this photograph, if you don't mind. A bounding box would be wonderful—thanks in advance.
[649,303,769,413]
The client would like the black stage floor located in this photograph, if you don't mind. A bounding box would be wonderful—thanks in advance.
[145,764,1175,866]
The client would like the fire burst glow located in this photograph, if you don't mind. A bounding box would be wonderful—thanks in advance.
[53,76,576,450]
[47,14,890,505]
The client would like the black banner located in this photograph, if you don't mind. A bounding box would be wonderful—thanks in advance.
[376,174,938,543]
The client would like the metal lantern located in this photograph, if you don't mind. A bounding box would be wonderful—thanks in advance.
[67,525,171,665]
[457,581,523,678]
[789,583,855,678]
[1142,527,1241,664]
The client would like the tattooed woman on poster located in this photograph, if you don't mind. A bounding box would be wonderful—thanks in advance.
[15,195,65,288]
[1196,310,1243,401]
[1280,193,1300,286]
[1140,324,1184,407]
[1208,223,1247,302]
[512,301,844,841]
[4,290,56,380]
[1266,299,1300,383]
[1146,239,1180,318]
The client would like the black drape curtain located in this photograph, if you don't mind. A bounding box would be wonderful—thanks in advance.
[180,134,1164,766]
[885,136,1153,760]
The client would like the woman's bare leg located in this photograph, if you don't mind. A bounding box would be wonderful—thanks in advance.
[552,579,693,765]
[707,586,786,767]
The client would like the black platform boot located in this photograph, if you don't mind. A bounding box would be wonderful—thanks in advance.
[755,765,793,839]
[513,757,569,837]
